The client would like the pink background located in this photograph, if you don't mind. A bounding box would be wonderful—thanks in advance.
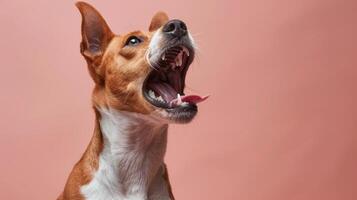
[1,0,357,199]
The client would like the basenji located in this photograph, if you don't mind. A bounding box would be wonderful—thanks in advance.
[57,2,208,200]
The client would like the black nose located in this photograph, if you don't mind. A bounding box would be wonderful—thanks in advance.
[162,19,187,38]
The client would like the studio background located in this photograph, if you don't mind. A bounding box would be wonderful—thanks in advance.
[1,0,357,199]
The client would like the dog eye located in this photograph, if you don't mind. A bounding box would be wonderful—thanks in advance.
[125,36,142,46]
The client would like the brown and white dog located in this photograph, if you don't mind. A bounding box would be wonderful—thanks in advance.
[58,2,208,200]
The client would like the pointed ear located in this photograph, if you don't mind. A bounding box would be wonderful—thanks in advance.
[76,2,113,62]
[149,11,169,32]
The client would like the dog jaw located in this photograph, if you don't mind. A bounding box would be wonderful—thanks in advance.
[143,26,202,124]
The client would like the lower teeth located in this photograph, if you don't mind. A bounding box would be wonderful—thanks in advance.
[148,89,165,103]
[148,90,156,98]
[157,96,164,102]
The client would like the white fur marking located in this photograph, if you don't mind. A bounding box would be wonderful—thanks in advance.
[80,108,171,200]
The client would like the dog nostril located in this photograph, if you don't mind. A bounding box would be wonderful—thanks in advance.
[179,22,187,31]
[163,22,176,33]
[167,23,176,32]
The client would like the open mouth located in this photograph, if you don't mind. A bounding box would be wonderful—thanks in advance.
[143,45,208,109]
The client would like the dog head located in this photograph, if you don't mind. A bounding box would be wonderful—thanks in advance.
[76,2,208,124]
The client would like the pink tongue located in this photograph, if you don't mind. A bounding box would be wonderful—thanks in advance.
[181,95,209,104]
[170,94,209,107]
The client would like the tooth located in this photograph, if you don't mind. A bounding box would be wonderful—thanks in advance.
[176,57,180,67]
[183,47,190,57]
[161,54,165,60]
[178,52,182,66]
[157,96,164,102]
[149,90,155,98]
[177,94,182,105]
[174,51,183,69]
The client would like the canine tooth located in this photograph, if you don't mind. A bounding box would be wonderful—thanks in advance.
[182,47,190,56]
[174,51,183,69]
[162,54,165,60]
[177,94,182,105]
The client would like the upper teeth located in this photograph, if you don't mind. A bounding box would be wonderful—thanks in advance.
[160,46,190,70]
[175,51,183,67]
[182,47,190,57]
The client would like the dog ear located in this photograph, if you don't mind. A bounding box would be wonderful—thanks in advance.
[76,2,113,62]
[149,11,169,32]
[76,2,114,84]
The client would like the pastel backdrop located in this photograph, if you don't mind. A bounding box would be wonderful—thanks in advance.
[0,0,356,199]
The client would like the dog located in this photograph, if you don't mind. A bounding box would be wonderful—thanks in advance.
[57,2,208,200]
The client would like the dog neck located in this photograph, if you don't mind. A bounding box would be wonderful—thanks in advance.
[80,107,172,200]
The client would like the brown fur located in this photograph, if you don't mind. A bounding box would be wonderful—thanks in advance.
[58,2,174,200]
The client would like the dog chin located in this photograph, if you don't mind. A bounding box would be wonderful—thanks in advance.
[152,103,198,124]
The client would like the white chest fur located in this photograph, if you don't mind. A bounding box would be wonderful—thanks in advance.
[80,108,172,200]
